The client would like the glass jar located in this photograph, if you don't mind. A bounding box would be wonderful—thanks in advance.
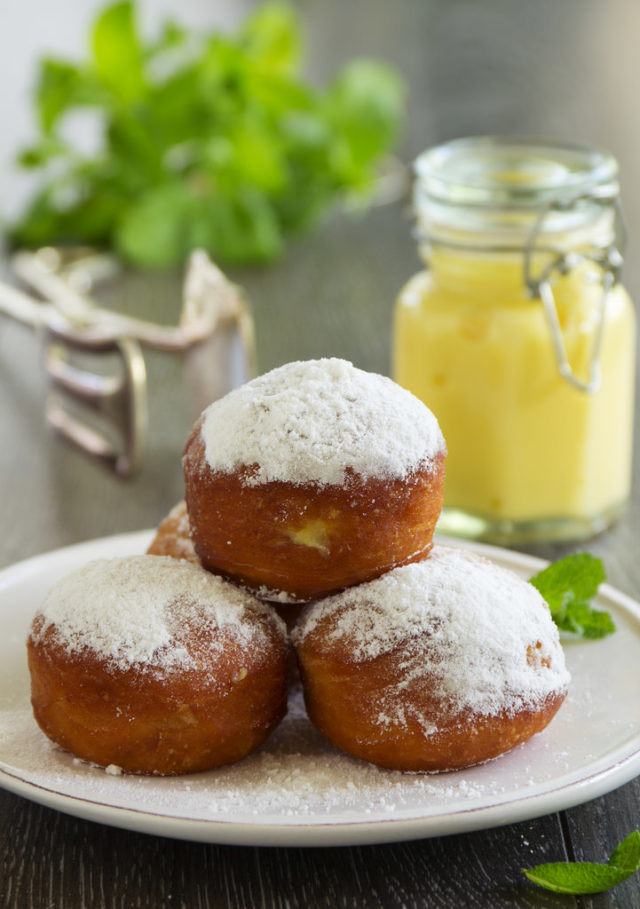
[392,137,636,543]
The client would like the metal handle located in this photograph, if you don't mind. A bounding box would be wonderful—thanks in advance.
[0,248,256,475]
[523,192,626,394]
[45,327,148,477]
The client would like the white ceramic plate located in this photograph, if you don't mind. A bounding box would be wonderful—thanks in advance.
[1,531,639,847]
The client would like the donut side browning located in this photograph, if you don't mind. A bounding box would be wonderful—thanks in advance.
[296,642,566,772]
[184,422,445,602]
[28,613,287,775]
[292,549,570,773]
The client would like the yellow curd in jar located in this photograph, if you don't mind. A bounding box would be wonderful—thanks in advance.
[393,248,635,534]
[393,137,636,541]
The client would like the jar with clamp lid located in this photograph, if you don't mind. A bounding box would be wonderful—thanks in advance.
[392,137,636,543]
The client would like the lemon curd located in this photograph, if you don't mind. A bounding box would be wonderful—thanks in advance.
[393,138,636,542]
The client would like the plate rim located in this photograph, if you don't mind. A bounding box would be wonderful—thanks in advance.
[1,530,639,847]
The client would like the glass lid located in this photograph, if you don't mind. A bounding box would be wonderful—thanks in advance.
[414,136,619,209]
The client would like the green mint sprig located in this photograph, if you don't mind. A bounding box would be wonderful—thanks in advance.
[529,553,615,639]
[10,1,405,269]
[524,830,640,894]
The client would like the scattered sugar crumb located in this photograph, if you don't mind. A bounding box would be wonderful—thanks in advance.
[0,666,631,826]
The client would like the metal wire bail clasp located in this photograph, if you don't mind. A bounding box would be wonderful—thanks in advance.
[523,189,626,394]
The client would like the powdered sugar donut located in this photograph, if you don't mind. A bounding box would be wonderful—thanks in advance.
[27,555,288,774]
[183,359,446,602]
[147,500,199,564]
[292,546,570,772]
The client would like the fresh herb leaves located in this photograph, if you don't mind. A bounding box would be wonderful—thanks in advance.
[529,552,614,638]
[524,831,640,894]
[11,1,405,268]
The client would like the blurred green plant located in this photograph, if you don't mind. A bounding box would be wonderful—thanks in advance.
[9,1,405,268]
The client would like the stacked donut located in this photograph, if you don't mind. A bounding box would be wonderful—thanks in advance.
[27,358,569,775]
[27,556,288,774]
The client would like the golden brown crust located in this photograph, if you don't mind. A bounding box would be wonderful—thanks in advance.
[147,503,310,634]
[296,645,565,771]
[183,418,445,602]
[294,610,567,773]
[28,610,288,776]
[147,500,200,565]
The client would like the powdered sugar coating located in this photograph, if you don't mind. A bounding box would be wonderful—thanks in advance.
[293,546,570,721]
[199,358,445,486]
[31,555,286,674]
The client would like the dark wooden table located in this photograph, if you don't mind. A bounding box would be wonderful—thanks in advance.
[1,1,639,906]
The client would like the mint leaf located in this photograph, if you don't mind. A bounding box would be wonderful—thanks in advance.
[115,183,196,268]
[36,59,104,133]
[609,830,640,874]
[558,599,616,639]
[91,1,146,104]
[529,553,614,639]
[17,137,68,168]
[530,553,605,609]
[524,831,640,894]
[524,863,632,895]
[324,60,405,188]
[241,1,301,75]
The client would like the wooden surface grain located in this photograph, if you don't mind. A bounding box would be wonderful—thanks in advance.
[1,0,639,906]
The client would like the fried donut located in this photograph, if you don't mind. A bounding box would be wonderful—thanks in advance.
[292,546,570,772]
[146,501,302,641]
[147,500,199,564]
[183,358,446,602]
[27,555,288,774]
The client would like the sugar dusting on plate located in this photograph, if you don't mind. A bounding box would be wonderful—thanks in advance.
[1,534,635,842]
[0,685,552,821]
